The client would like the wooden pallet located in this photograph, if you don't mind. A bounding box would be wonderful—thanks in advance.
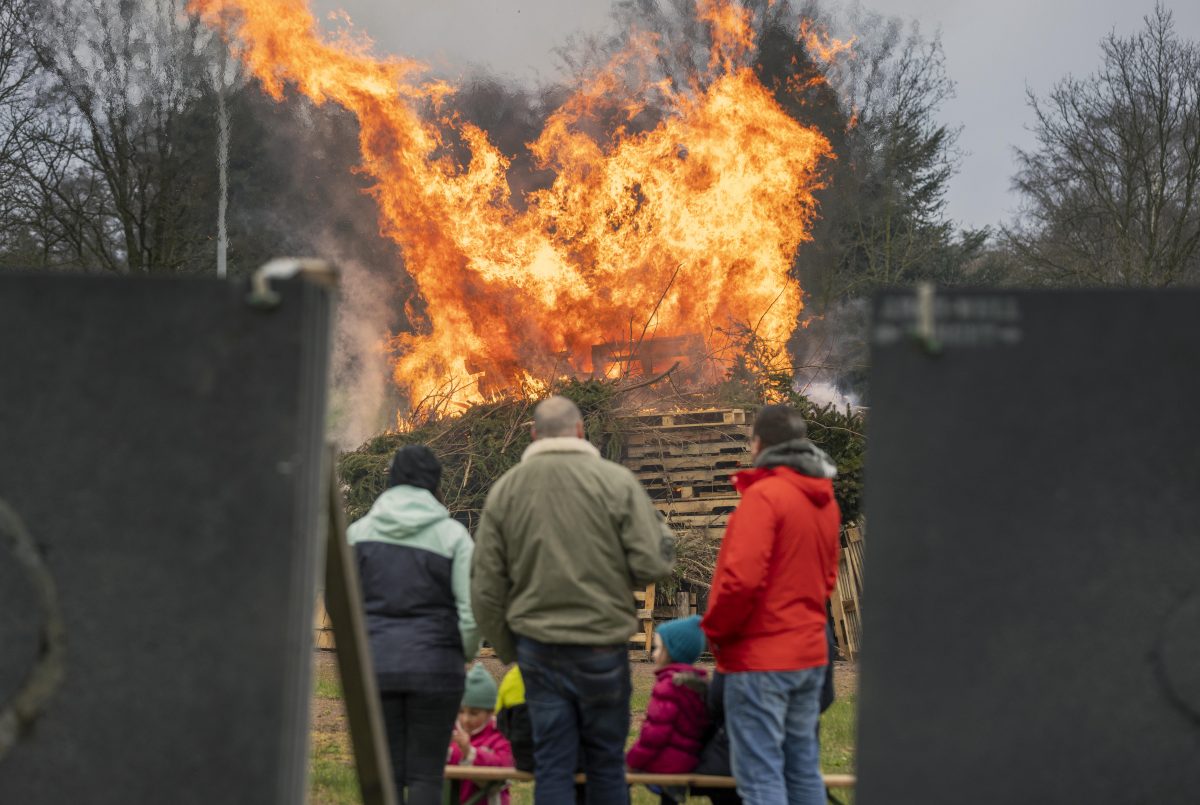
[642,481,736,502]
[626,442,749,461]
[829,524,865,660]
[623,409,748,428]
[630,583,656,657]
[625,426,749,447]
[635,467,737,485]
[628,455,747,474]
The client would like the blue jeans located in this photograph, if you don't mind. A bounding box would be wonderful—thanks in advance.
[726,667,826,805]
[516,636,631,805]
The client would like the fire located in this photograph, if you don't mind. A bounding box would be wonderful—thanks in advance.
[193,0,837,415]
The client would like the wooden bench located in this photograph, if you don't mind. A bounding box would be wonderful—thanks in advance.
[442,765,856,803]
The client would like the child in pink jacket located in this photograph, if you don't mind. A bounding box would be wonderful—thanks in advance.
[627,615,711,773]
[448,663,515,805]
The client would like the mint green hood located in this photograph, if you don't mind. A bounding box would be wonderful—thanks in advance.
[347,485,450,546]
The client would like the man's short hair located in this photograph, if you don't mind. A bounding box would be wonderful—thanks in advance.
[533,395,583,438]
[752,404,808,449]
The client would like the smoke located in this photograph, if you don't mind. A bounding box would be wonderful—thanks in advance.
[798,380,861,409]
[791,297,871,405]
[326,252,403,448]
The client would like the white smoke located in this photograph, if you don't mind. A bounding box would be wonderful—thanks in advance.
[791,297,870,409]
[796,380,861,409]
[326,253,399,448]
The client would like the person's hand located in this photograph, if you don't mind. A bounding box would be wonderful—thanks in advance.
[452,723,472,758]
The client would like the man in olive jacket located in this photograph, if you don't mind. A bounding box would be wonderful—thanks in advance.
[472,395,673,805]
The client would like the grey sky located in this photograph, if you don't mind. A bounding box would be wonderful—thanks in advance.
[311,0,1200,231]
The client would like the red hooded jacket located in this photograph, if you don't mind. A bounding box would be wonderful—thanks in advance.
[701,465,841,672]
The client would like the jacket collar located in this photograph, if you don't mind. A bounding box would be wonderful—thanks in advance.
[521,436,601,462]
[753,438,838,479]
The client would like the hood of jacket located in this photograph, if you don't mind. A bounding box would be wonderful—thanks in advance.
[754,438,837,479]
[347,484,450,546]
[732,439,838,507]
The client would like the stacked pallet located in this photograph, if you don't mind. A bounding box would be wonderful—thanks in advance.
[622,408,751,539]
[620,408,753,655]
[829,524,865,660]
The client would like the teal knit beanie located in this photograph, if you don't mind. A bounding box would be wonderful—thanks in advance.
[656,615,705,665]
[462,663,498,710]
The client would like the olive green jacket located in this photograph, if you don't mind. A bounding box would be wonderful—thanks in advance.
[471,437,675,663]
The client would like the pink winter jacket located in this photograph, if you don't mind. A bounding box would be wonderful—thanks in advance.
[626,663,711,773]
[447,718,515,805]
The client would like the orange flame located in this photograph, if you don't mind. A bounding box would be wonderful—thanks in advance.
[193,0,836,414]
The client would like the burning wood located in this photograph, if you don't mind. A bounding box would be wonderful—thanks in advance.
[193,0,845,414]
[591,334,704,380]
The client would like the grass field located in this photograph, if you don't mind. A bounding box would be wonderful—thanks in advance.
[309,653,857,804]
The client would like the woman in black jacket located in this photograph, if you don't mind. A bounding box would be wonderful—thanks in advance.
[347,445,479,804]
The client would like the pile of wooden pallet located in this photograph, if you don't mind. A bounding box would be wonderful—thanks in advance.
[622,408,751,538]
[620,408,753,655]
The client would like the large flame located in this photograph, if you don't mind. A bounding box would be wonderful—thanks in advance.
[193,0,835,413]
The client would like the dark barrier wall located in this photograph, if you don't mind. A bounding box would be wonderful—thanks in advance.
[857,289,1200,804]
[0,273,332,803]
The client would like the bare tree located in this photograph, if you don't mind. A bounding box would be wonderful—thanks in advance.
[1008,5,1200,287]
[803,4,978,308]
[27,0,224,273]
[0,0,44,258]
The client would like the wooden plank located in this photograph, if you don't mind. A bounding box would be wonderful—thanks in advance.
[619,409,749,428]
[662,496,740,515]
[829,554,851,660]
[634,468,738,484]
[625,428,749,447]
[441,765,856,789]
[627,455,748,473]
[642,482,737,501]
[626,441,750,459]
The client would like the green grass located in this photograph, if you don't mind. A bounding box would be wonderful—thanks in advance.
[309,735,359,804]
[314,674,344,700]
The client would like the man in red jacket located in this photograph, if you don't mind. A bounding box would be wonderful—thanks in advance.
[701,404,841,805]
